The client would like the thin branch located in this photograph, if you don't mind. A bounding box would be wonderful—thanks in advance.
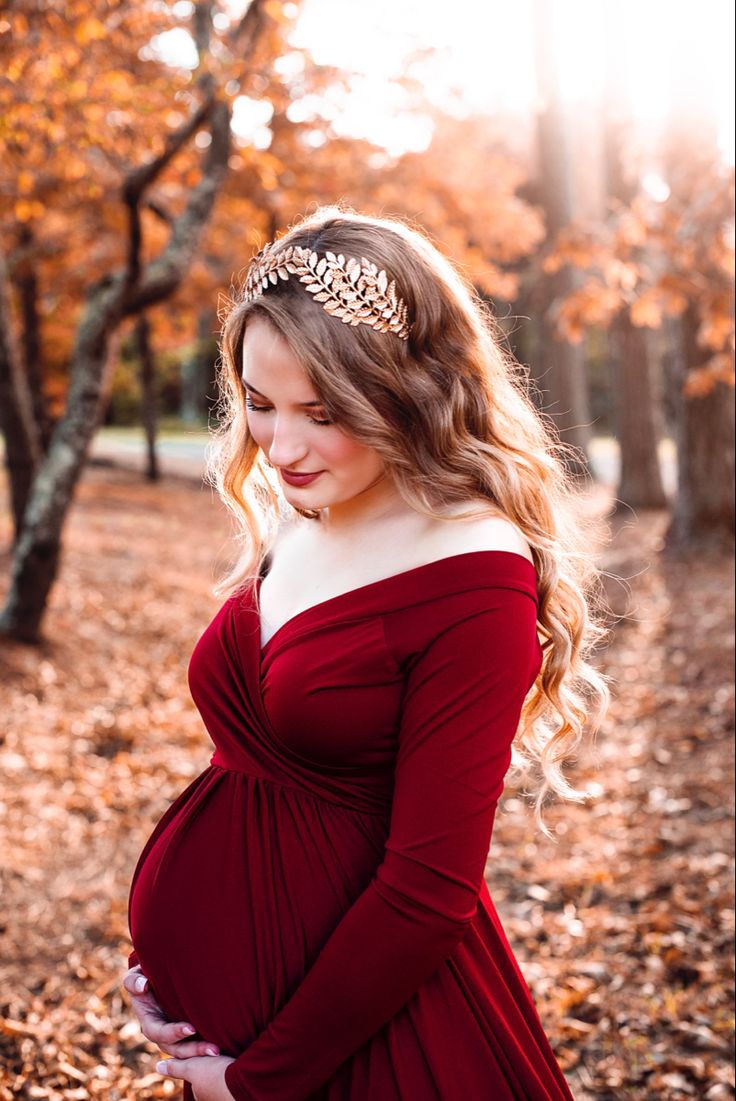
[124,99,231,313]
[121,94,215,287]
[227,0,270,63]
[121,94,214,210]
[145,198,175,225]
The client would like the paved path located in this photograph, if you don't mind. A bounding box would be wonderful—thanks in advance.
[89,431,211,482]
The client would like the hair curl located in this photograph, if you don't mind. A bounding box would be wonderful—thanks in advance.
[206,204,613,838]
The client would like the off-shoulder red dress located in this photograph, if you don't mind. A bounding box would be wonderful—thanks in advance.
[127,551,575,1100]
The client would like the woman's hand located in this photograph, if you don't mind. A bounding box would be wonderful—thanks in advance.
[122,965,222,1060]
[155,1054,236,1099]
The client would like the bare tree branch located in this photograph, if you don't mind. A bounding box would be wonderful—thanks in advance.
[228,0,270,58]
[125,99,231,312]
[122,93,215,211]
[122,93,216,286]
[145,198,175,226]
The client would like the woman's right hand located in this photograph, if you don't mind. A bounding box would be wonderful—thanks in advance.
[122,966,221,1060]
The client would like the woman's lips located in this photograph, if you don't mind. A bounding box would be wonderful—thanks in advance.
[280,469,324,487]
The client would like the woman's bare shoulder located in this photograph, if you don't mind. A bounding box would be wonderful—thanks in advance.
[425,504,535,565]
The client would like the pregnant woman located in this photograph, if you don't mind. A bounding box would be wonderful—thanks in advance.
[123,207,610,1100]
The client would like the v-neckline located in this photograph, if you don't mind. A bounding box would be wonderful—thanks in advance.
[256,549,536,655]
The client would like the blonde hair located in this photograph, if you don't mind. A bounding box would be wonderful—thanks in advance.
[207,204,613,838]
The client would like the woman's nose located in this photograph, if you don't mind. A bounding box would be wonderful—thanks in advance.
[266,417,309,468]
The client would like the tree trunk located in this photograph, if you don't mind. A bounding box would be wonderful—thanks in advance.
[136,315,159,482]
[666,303,735,549]
[0,249,42,545]
[17,226,54,453]
[659,31,734,550]
[0,275,125,640]
[608,310,668,511]
[601,21,667,513]
[531,0,592,477]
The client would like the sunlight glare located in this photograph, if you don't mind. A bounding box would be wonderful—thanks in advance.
[642,173,670,203]
[290,0,734,161]
[173,0,734,164]
[147,27,198,70]
[232,96,274,149]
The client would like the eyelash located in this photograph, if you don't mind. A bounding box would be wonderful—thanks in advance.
[244,397,334,426]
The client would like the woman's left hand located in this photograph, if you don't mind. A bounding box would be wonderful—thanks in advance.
[155,1054,236,1099]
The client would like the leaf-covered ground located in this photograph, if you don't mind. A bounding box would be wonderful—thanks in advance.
[0,463,733,1100]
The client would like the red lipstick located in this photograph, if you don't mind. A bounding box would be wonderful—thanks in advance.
[280,469,324,487]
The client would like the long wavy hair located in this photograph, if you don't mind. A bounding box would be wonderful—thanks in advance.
[207,204,613,838]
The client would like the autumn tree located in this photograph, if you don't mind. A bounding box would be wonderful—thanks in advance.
[528,0,593,477]
[545,148,734,546]
[0,0,292,641]
[659,40,735,547]
[599,12,667,512]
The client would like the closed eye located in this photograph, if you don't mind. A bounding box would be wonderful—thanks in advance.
[244,397,333,426]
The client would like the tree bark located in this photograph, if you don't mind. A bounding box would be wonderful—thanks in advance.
[666,303,735,548]
[0,248,42,545]
[136,315,159,482]
[608,316,668,509]
[16,226,54,453]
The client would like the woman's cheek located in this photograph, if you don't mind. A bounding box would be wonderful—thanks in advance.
[247,416,271,452]
[316,430,368,466]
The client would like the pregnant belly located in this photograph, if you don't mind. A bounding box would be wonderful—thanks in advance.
[128,765,387,1056]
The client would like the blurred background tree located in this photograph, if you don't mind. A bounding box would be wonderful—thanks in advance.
[0,0,733,640]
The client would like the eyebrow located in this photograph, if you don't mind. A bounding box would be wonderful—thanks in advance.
[242,379,323,407]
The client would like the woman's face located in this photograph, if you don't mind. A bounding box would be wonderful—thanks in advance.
[241,315,385,511]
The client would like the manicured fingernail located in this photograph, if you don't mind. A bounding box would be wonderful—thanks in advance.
[156,1060,168,1074]
[181,1025,196,1036]
[205,1046,219,1056]
[134,976,147,992]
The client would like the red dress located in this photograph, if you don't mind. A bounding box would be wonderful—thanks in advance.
[127,550,575,1100]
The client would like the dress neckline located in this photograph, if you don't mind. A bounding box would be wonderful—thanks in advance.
[257,548,536,654]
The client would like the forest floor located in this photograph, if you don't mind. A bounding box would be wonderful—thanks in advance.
[0,463,733,1100]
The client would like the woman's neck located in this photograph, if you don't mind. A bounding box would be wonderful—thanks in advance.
[316,474,414,538]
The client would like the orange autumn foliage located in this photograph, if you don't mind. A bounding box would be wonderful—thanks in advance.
[544,144,734,394]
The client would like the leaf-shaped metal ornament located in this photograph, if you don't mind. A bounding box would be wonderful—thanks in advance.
[241,241,411,339]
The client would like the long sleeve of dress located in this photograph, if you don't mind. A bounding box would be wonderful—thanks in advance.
[223,585,541,1101]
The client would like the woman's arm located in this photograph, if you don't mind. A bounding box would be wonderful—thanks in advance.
[224,585,542,1101]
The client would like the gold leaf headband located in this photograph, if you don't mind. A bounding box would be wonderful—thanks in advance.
[242,242,411,340]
